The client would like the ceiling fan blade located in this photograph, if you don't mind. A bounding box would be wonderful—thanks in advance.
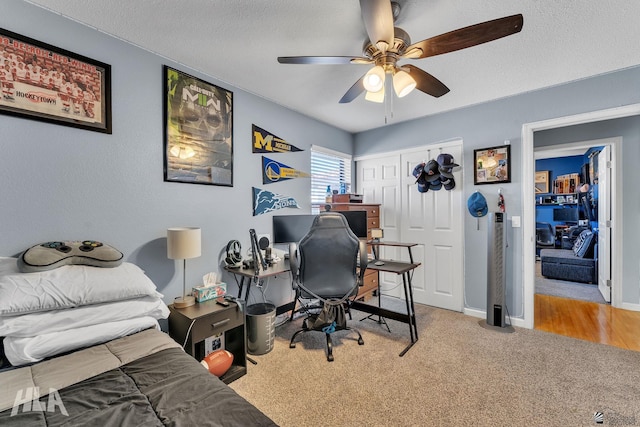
[405,65,450,98]
[359,0,394,50]
[339,75,366,103]
[278,56,371,65]
[405,14,523,60]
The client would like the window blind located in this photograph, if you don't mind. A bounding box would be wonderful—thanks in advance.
[310,146,352,211]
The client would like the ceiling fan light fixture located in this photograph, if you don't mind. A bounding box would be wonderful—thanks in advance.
[363,65,385,92]
[365,88,385,103]
[393,70,416,98]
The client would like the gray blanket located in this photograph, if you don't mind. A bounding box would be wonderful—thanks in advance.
[0,330,276,426]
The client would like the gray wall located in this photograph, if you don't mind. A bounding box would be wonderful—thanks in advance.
[0,1,353,309]
[354,67,640,315]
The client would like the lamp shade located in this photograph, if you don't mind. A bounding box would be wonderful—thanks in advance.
[363,65,385,93]
[167,227,201,260]
[365,88,385,103]
[393,70,416,98]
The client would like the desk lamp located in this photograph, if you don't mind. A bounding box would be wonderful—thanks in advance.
[167,227,201,308]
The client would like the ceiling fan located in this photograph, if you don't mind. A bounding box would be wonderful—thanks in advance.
[277,0,523,104]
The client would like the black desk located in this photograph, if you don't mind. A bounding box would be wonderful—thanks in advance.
[353,241,421,357]
[224,259,295,316]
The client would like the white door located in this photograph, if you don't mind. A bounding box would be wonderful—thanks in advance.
[356,141,464,311]
[400,144,464,311]
[356,155,403,298]
[597,146,612,302]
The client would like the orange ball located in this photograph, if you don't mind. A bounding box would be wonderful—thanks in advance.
[200,349,234,377]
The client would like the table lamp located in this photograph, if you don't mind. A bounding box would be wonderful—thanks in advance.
[167,227,201,308]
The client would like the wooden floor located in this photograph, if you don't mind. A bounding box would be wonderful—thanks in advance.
[535,293,640,351]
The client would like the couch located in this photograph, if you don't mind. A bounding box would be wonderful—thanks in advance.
[540,229,597,284]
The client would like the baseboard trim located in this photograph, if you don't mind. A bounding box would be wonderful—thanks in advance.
[464,307,527,329]
[620,302,640,312]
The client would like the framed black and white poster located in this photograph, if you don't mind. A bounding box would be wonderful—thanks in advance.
[474,145,511,185]
[0,28,111,133]
[163,65,233,186]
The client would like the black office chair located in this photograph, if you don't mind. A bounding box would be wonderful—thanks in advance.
[288,212,368,361]
[536,222,555,256]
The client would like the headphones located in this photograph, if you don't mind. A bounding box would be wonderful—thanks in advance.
[224,240,242,268]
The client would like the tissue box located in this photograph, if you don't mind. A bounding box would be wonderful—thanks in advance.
[192,283,227,303]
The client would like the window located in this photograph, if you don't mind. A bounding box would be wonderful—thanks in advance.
[310,146,352,213]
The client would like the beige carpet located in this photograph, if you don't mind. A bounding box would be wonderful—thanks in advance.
[230,298,640,426]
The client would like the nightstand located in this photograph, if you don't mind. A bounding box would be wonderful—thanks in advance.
[168,299,247,384]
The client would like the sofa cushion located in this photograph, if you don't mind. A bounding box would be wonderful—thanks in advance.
[540,249,596,267]
[572,230,595,258]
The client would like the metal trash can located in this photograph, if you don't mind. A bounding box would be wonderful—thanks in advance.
[246,303,276,355]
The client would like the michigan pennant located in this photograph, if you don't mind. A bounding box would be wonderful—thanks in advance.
[262,156,310,184]
[252,124,303,153]
[253,187,300,216]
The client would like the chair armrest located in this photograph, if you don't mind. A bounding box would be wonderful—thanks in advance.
[288,242,299,282]
[357,240,368,284]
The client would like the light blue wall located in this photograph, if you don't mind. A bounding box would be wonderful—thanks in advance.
[0,0,353,309]
[354,67,640,315]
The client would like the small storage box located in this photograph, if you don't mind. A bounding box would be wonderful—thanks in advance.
[192,283,227,302]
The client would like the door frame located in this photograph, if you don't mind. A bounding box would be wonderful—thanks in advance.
[521,104,638,329]
[534,138,618,303]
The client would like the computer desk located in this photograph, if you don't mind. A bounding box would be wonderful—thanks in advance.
[224,259,296,316]
[351,241,421,357]
[225,246,420,357]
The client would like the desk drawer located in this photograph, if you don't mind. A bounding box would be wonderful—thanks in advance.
[191,307,243,343]
[358,270,378,299]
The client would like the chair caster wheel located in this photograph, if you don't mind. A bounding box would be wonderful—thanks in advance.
[327,355,334,362]
[289,343,296,349]
[358,338,364,345]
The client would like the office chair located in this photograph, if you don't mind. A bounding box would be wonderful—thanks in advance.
[288,212,368,361]
[535,222,555,256]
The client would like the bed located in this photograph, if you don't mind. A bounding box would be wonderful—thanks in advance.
[0,251,276,426]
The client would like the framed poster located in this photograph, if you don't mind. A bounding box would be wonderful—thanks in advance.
[0,28,111,133]
[163,65,233,186]
[535,171,550,194]
[474,145,511,185]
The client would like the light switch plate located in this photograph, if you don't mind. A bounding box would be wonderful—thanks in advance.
[512,216,521,228]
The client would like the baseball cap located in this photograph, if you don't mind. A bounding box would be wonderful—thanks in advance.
[437,153,459,179]
[467,192,488,217]
[423,159,441,182]
[429,178,442,191]
[441,176,456,191]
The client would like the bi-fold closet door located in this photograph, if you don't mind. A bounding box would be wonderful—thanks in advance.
[356,141,464,312]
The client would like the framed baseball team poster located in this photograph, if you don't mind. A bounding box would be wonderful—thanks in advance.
[0,28,112,133]
[163,65,234,186]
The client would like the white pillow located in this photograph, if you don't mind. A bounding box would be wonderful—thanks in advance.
[0,257,161,316]
[3,316,160,366]
[0,296,169,337]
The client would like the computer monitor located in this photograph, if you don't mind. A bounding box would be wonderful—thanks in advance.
[336,210,368,239]
[552,207,579,223]
[272,214,316,244]
[272,211,368,243]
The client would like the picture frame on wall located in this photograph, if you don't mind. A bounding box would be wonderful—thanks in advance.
[473,145,511,185]
[0,28,112,134]
[163,65,233,186]
[535,170,550,194]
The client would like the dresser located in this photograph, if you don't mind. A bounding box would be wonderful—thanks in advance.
[329,202,380,301]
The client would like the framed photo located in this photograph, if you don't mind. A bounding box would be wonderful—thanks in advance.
[473,145,511,185]
[0,28,111,133]
[163,66,233,186]
[566,195,574,203]
[535,171,550,194]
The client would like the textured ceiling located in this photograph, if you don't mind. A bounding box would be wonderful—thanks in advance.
[24,0,640,133]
